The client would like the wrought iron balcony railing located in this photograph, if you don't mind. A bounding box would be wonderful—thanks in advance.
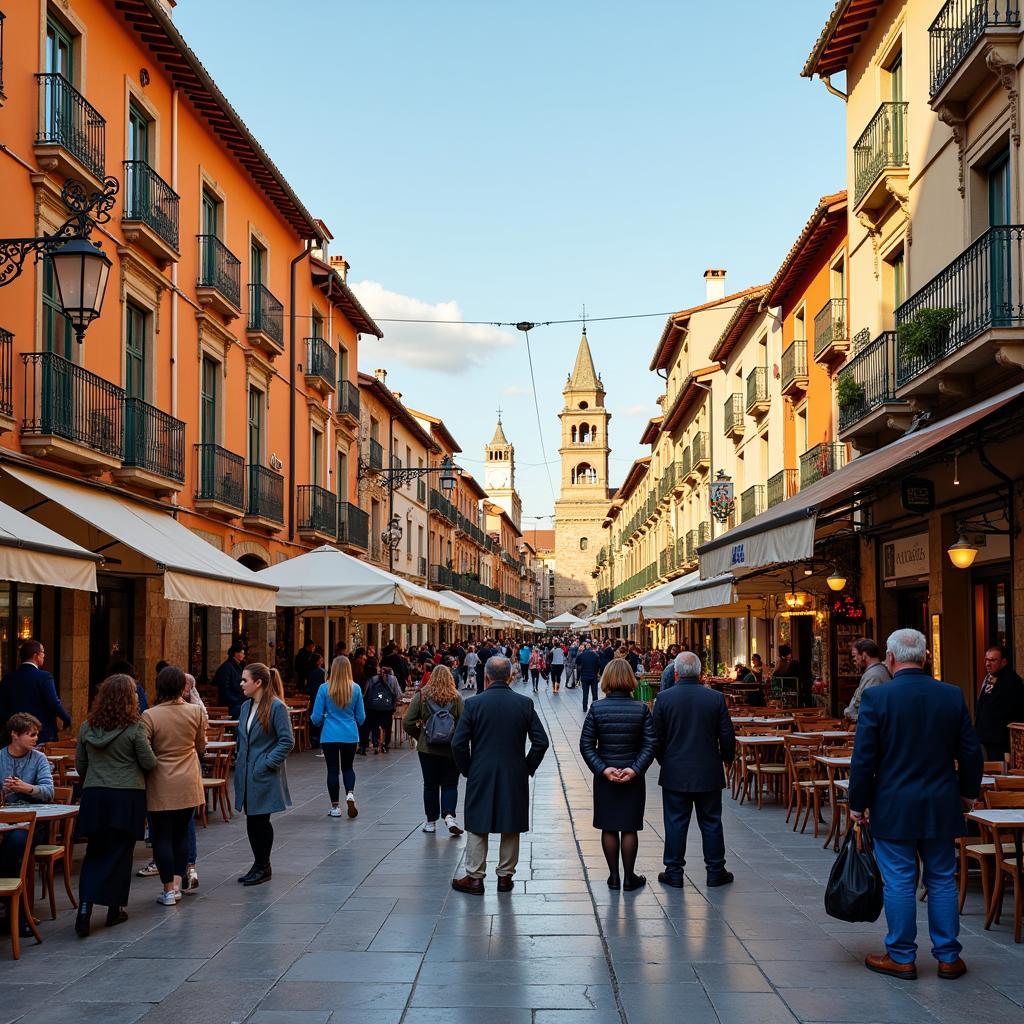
[36,73,105,180]
[248,283,284,346]
[930,0,1021,95]
[723,393,744,435]
[698,521,710,546]
[21,352,124,458]
[745,366,768,413]
[337,500,368,549]
[338,380,360,419]
[781,341,808,392]
[813,297,848,360]
[0,328,12,419]
[304,336,336,388]
[691,431,709,469]
[838,330,904,433]
[196,235,241,308]
[123,397,185,482]
[123,160,180,251]
[767,468,799,508]
[246,464,284,524]
[368,438,384,470]
[800,442,847,488]
[740,484,765,523]
[853,102,908,206]
[296,483,336,536]
[194,443,244,510]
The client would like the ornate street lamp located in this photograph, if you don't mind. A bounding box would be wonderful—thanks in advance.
[439,455,457,493]
[0,177,118,344]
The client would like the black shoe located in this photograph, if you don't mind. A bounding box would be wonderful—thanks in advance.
[75,902,92,938]
[237,864,259,884]
[706,871,734,887]
[658,871,685,888]
[607,874,621,890]
[243,864,272,886]
[623,874,647,891]
[105,907,128,927]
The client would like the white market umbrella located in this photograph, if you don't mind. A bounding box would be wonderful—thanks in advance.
[545,610,589,630]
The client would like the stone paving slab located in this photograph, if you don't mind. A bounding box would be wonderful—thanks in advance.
[5,679,1024,1023]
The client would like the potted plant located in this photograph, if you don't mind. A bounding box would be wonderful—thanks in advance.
[897,307,959,359]
[836,373,865,409]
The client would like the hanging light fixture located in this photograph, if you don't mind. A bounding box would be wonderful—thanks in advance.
[440,455,457,493]
[947,532,978,569]
[50,237,112,343]
[826,567,848,592]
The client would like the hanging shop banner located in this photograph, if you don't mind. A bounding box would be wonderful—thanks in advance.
[882,532,929,583]
[901,477,935,515]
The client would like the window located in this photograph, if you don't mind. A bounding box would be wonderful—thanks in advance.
[201,188,221,237]
[127,102,150,163]
[987,149,1011,228]
[311,428,323,487]
[250,239,266,288]
[831,256,846,300]
[369,417,379,442]
[336,450,348,502]
[247,387,264,465]
[42,258,73,359]
[579,537,589,551]
[46,16,74,80]
[200,356,218,444]
[125,303,147,399]
[406,518,412,557]
[338,344,348,386]
[892,250,906,310]
[311,309,324,339]
[794,305,806,342]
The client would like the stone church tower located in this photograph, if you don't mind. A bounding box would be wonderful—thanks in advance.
[483,416,522,531]
[553,329,611,617]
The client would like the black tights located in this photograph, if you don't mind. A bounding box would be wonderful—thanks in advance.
[246,813,274,867]
[149,808,193,885]
[601,830,639,880]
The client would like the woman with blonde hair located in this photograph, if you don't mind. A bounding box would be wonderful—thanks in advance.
[404,663,464,835]
[234,663,294,886]
[310,655,365,818]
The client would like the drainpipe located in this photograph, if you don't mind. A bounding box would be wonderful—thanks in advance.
[170,89,179,422]
[820,75,848,102]
[288,242,313,541]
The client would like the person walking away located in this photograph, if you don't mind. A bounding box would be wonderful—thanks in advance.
[310,655,365,818]
[180,672,206,893]
[476,640,496,694]
[849,628,983,981]
[0,640,70,744]
[653,652,736,889]
[214,643,247,719]
[659,644,681,692]
[293,639,317,696]
[579,660,656,890]
[549,644,565,692]
[363,662,401,753]
[404,664,464,835]
[73,676,156,936]
[844,639,891,723]
[528,648,544,693]
[576,642,602,712]
[974,644,1024,764]
[451,656,548,894]
[565,641,579,688]
[463,646,480,691]
[382,643,410,692]
[234,663,295,886]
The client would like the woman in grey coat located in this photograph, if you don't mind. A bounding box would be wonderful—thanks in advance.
[234,663,294,886]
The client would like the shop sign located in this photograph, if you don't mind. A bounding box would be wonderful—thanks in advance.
[901,477,935,515]
[830,594,866,620]
[882,532,930,581]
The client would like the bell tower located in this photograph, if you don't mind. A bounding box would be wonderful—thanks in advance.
[484,415,522,530]
[553,328,612,616]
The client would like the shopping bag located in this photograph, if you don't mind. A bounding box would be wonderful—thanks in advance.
[824,822,883,923]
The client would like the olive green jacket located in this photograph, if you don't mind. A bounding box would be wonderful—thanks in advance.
[403,691,463,757]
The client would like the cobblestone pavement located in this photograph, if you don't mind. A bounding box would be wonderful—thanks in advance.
[6,680,1024,1024]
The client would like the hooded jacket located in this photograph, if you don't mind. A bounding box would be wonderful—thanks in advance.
[76,719,156,790]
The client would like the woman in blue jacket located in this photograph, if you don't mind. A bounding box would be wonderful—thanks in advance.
[311,655,366,819]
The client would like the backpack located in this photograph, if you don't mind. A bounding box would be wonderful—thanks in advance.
[422,697,456,745]
[366,676,396,712]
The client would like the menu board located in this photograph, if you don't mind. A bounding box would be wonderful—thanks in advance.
[834,621,867,710]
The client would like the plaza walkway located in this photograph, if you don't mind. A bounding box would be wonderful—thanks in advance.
[7,681,1024,1024]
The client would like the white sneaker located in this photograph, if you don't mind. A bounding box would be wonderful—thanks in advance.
[157,891,178,907]
[328,807,342,818]
[422,820,436,833]
[346,793,358,818]
[444,815,464,836]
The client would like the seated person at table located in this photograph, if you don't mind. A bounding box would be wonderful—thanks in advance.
[0,713,54,935]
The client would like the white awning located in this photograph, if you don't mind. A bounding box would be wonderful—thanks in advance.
[5,467,276,612]
[439,590,494,627]
[672,573,738,615]
[0,496,99,592]
[545,611,589,629]
[699,516,817,580]
[619,576,690,626]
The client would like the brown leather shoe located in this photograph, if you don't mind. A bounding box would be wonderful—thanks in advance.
[451,875,484,896]
[865,952,917,980]
[938,958,967,980]
[496,875,514,893]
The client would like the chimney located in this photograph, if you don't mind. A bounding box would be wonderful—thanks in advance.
[704,268,727,302]
[330,255,350,283]
[374,368,387,384]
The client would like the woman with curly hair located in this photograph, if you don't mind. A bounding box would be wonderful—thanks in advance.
[74,674,156,937]
[404,664,464,835]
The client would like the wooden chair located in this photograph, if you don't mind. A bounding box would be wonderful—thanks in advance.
[994,777,1024,792]
[984,760,1007,775]
[284,698,310,752]
[784,734,827,834]
[33,785,77,919]
[197,751,232,826]
[983,791,1024,942]
[0,810,43,959]
[741,741,787,809]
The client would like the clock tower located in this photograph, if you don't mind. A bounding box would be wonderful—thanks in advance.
[484,416,522,530]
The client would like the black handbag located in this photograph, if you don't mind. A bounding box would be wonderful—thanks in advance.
[824,822,884,923]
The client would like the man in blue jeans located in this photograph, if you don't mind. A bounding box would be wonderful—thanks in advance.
[849,628,982,981]
[576,643,602,712]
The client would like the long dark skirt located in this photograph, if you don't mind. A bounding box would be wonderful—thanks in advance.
[75,787,146,909]
[593,772,647,832]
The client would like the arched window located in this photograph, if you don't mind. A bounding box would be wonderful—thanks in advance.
[579,537,589,551]
[573,462,597,485]
[579,422,591,443]
[571,425,577,443]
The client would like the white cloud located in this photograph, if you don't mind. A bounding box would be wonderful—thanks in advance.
[349,280,516,374]
[616,403,656,418]
[501,385,530,396]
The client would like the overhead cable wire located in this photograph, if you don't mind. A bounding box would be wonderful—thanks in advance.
[518,323,558,506]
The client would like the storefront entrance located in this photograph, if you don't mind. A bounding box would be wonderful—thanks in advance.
[89,576,136,698]
[973,565,1012,687]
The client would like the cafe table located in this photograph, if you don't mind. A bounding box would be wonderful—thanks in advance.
[0,803,80,919]
[207,719,239,728]
[732,716,794,727]
[968,808,1024,941]
[734,735,787,807]
[205,740,236,751]
[794,731,852,742]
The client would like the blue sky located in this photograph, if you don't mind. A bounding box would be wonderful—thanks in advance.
[175,0,844,526]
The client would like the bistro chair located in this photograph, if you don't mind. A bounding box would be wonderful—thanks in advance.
[983,791,1024,942]
[984,760,1008,775]
[197,751,232,826]
[784,734,827,834]
[33,785,77,919]
[284,698,310,752]
[994,777,1024,792]
[0,810,43,959]
[741,739,787,809]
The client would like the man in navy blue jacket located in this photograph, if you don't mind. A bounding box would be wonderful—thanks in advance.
[0,640,71,743]
[849,628,982,982]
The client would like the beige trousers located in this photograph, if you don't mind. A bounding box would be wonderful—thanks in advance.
[464,831,520,879]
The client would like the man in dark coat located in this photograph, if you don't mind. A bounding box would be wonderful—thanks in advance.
[0,639,70,744]
[849,628,983,982]
[974,644,1024,763]
[576,643,602,712]
[653,651,735,889]
[214,643,247,718]
[475,639,496,695]
[451,656,549,894]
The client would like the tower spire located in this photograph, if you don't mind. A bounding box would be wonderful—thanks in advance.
[568,328,602,392]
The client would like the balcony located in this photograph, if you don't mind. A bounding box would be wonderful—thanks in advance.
[658,462,678,501]
[296,484,337,542]
[800,442,847,489]
[20,352,123,469]
[429,488,457,523]
[740,484,765,523]
[813,297,849,365]
[194,443,244,517]
[122,160,180,266]
[112,397,184,493]
[659,546,677,577]
[367,438,384,471]
[781,341,809,397]
[680,445,692,480]
[685,529,697,564]
[243,465,284,530]
[34,73,105,183]
[745,367,770,417]
[837,330,911,446]
[690,432,710,476]
[894,224,1024,399]
[504,593,532,616]
[0,329,13,434]
[675,536,686,567]
[697,520,711,548]
[418,555,427,577]
[723,393,744,440]
[196,236,241,318]
[853,102,908,215]
[930,0,1021,107]
[337,380,360,425]
[303,337,336,397]
[767,468,799,508]
[247,283,284,357]
[337,500,369,551]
